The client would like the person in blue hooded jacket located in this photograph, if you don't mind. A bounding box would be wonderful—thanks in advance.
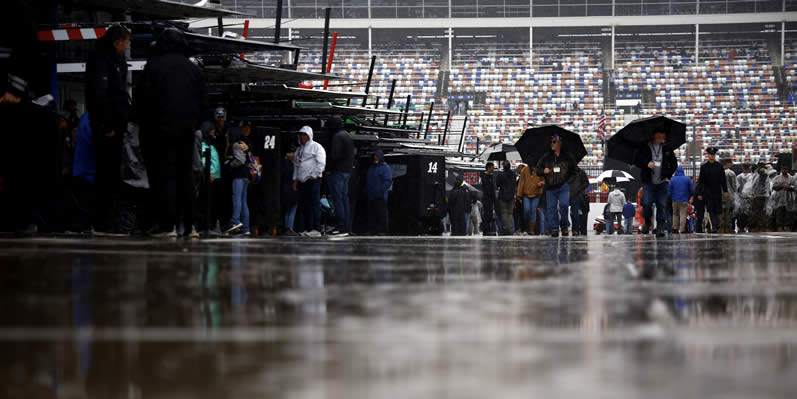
[365,151,392,235]
[668,165,694,234]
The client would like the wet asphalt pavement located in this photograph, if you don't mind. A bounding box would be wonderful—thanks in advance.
[1,233,796,398]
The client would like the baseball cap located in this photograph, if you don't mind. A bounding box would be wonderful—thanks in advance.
[214,107,226,117]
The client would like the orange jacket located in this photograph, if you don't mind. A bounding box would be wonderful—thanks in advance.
[516,166,544,199]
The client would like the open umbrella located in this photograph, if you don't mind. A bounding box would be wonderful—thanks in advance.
[514,125,587,167]
[478,143,521,163]
[596,170,634,183]
[606,115,687,164]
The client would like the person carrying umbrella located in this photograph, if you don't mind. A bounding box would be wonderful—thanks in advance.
[695,147,728,234]
[535,134,576,237]
[632,129,678,237]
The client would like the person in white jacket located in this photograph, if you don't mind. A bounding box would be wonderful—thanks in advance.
[607,185,626,235]
[292,126,327,236]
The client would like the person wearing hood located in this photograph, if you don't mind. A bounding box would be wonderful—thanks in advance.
[293,126,326,236]
[136,28,207,237]
[770,165,795,232]
[719,159,739,233]
[495,160,517,235]
[695,147,728,234]
[606,185,626,235]
[736,162,754,232]
[535,134,576,237]
[365,150,392,235]
[326,117,354,235]
[85,24,132,235]
[447,176,471,237]
[194,121,221,236]
[633,129,678,237]
[480,162,497,235]
[748,161,771,232]
[668,165,694,234]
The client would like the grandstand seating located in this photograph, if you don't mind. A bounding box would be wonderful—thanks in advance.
[268,37,794,168]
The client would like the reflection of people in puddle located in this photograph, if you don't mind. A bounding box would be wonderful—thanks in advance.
[72,255,94,377]
[198,248,221,328]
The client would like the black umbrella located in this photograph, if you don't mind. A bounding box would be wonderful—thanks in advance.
[514,125,587,167]
[607,116,687,164]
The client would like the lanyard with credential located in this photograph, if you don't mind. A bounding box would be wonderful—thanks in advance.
[651,144,662,160]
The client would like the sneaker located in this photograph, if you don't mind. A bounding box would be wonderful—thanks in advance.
[656,232,666,238]
[282,229,300,237]
[151,229,177,238]
[304,230,322,237]
[329,230,349,237]
[225,223,243,234]
[550,231,559,238]
[189,228,200,239]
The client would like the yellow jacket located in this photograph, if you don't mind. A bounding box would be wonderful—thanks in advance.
[516,166,544,199]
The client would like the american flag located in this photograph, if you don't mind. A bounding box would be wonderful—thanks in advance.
[597,109,607,142]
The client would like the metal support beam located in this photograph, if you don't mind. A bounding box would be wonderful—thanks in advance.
[441,110,452,146]
[321,8,331,74]
[274,0,283,43]
[611,25,615,70]
[217,16,223,37]
[424,100,435,140]
[363,55,377,107]
[782,21,786,67]
[695,23,700,64]
[458,115,469,153]
[385,79,397,126]
[402,94,412,128]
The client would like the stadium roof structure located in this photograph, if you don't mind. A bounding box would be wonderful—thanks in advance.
[70,0,251,19]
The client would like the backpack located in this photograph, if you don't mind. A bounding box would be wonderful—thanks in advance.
[248,153,262,183]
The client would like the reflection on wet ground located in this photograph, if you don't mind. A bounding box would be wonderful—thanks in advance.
[1,234,796,398]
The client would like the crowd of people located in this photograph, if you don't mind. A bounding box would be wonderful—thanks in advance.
[449,131,797,238]
[0,23,400,238]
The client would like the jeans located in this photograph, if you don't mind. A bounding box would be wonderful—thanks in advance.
[465,215,471,234]
[546,183,570,233]
[298,179,322,232]
[328,172,350,232]
[284,204,297,230]
[624,215,634,234]
[537,209,546,234]
[642,183,669,230]
[523,196,540,224]
[569,194,582,234]
[607,212,621,234]
[230,178,250,233]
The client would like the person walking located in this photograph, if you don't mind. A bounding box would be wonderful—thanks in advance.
[326,117,354,235]
[447,176,471,237]
[535,134,576,237]
[293,126,326,236]
[633,129,678,237]
[607,185,626,235]
[469,198,483,236]
[695,147,728,234]
[668,165,694,234]
[749,162,773,232]
[364,150,392,235]
[85,24,132,235]
[771,165,795,232]
[719,159,738,233]
[480,162,497,235]
[623,199,636,235]
[568,166,589,236]
[516,164,544,235]
[495,160,517,235]
[136,28,206,237]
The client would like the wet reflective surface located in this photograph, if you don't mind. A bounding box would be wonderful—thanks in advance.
[1,234,797,398]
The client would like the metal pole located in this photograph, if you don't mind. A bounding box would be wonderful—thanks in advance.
[529,26,533,69]
[402,94,412,127]
[418,112,425,138]
[217,16,223,37]
[448,27,453,71]
[782,22,786,67]
[458,115,469,153]
[323,31,338,90]
[385,79,397,126]
[368,26,372,60]
[441,110,452,146]
[425,100,435,140]
[321,8,331,74]
[611,25,615,70]
[274,0,283,43]
[695,24,699,64]
[373,97,380,122]
[363,55,377,107]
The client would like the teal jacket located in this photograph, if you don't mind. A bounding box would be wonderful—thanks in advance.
[201,142,221,179]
